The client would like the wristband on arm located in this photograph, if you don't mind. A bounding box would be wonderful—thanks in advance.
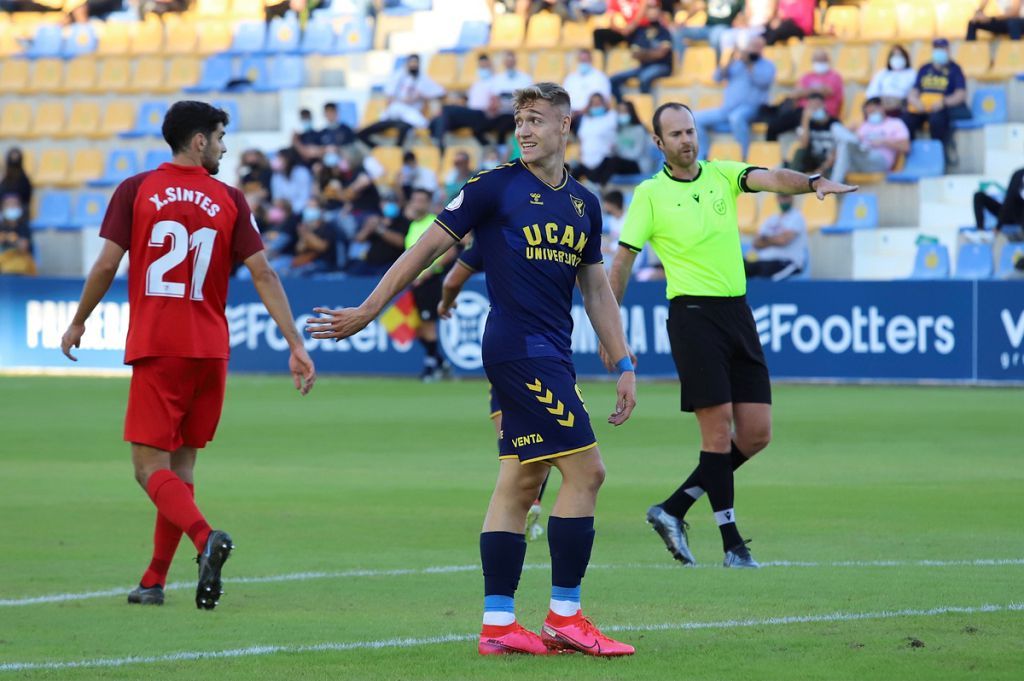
[616,356,635,374]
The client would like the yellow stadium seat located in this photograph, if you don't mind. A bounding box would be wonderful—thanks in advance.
[490,14,526,50]
[524,12,561,49]
[935,1,975,38]
[955,41,993,80]
[230,0,264,20]
[196,21,233,55]
[128,57,166,93]
[676,45,715,87]
[859,4,897,42]
[0,102,32,138]
[835,45,871,85]
[896,3,935,41]
[411,145,441,174]
[821,5,859,40]
[736,193,759,235]
[0,59,30,95]
[532,50,566,83]
[361,97,387,128]
[428,52,460,91]
[694,90,723,111]
[61,57,98,94]
[623,93,653,129]
[34,148,69,185]
[165,21,199,55]
[561,21,592,50]
[565,141,580,164]
[0,28,22,58]
[196,0,229,18]
[605,47,638,77]
[95,100,135,138]
[988,40,1024,80]
[28,58,63,95]
[441,145,480,177]
[67,148,104,186]
[370,146,404,181]
[30,101,65,139]
[844,90,866,127]
[96,21,130,56]
[800,194,837,231]
[747,141,782,169]
[708,140,742,162]
[458,50,482,87]
[60,100,100,138]
[166,56,202,92]
[374,13,414,50]
[130,18,165,56]
[95,57,132,94]
[764,45,794,86]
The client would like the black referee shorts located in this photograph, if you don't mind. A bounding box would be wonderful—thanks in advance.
[412,274,443,322]
[667,295,772,412]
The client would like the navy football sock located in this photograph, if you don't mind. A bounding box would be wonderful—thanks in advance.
[547,516,595,612]
[480,531,526,623]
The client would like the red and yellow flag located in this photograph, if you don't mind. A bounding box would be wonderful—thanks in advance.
[380,290,421,344]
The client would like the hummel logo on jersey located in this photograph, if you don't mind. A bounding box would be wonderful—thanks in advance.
[692,193,700,203]
[530,193,544,205]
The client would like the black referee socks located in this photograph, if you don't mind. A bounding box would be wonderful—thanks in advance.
[699,450,743,551]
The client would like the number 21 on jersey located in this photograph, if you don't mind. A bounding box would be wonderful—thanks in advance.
[146,220,217,301]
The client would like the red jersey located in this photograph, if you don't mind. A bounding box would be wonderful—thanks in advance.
[100,163,264,364]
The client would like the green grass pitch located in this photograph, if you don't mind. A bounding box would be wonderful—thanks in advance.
[1,375,1022,680]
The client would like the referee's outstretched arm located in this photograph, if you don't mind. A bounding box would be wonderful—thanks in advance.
[745,167,858,200]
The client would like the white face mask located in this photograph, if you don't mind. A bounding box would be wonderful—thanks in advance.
[867,111,885,125]
[812,61,830,75]
[889,55,907,70]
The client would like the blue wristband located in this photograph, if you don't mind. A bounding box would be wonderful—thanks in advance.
[616,356,635,373]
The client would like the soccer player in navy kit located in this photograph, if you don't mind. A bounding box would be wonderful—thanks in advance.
[308,83,637,657]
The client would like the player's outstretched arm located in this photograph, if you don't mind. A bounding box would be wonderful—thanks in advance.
[597,245,639,372]
[243,251,316,396]
[746,167,858,200]
[306,224,456,340]
[61,239,126,361]
[439,261,473,319]
[577,264,636,427]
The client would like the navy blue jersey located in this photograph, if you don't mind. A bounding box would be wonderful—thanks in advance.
[457,238,484,272]
[435,160,603,366]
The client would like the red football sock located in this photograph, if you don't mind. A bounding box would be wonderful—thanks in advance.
[145,470,211,553]
[140,483,194,588]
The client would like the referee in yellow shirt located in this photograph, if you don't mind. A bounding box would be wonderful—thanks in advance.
[606,103,856,568]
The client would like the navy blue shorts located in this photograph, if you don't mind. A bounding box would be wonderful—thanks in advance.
[488,384,501,420]
[486,357,597,464]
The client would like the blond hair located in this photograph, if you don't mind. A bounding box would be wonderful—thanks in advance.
[512,82,571,116]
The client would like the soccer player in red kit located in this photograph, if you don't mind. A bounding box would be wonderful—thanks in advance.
[60,101,316,610]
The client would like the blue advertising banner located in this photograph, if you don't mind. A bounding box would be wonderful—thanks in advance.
[1,276,1021,383]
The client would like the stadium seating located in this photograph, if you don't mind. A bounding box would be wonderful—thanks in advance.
[60,101,101,139]
[129,18,165,56]
[266,16,301,54]
[996,242,1024,277]
[337,21,374,53]
[26,58,62,95]
[88,150,139,188]
[895,3,934,41]
[129,57,168,94]
[954,241,995,279]
[143,148,174,171]
[301,19,337,54]
[954,88,1008,130]
[888,140,945,182]
[858,3,897,42]
[185,55,235,93]
[0,102,32,139]
[956,41,994,81]
[823,194,879,232]
[96,21,130,56]
[34,149,69,186]
[61,57,98,94]
[454,21,490,51]
[987,41,1024,81]
[227,21,267,55]
[0,59,30,95]
[736,193,759,235]
[820,5,859,40]
[63,23,97,59]
[165,21,200,55]
[800,194,837,231]
[97,100,137,138]
[213,99,241,132]
[31,190,73,230]
[24,23,63,59]
[524,12,560,49]
[490,14,525,50]
[533,51,566,83]
[72,191,108,227]
[910,242,951,279]
[121,101,168,138]
[747,141,782,169]
[166,57,202,92]
[67,149,105,186]
[95,57,132,94]
[30,101,65,139]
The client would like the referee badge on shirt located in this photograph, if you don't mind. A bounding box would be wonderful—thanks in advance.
[713,198,727,216]
[570,195,585,217]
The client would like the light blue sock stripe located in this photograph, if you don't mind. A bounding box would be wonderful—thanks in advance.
[484,595,515,613]
[551,585,581,602]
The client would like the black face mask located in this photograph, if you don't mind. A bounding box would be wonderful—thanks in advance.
[746,52,762,62]
[408,67,420,77]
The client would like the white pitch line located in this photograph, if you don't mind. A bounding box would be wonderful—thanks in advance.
[1,603,1021,673]
[3,558,1022,608]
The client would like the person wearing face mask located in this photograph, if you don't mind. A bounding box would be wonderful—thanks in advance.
[787,93,838,177]
[562,49,613,126]
[744,193,808,280]
[348,194,410,277]
[591,100,650,186]
[237,148,272,200]
[430,53,500,153]
[903,38,971,166]
[0,147,33,210]
[608,2,674,101]
[694,35,776,161]
[866,45,916,117]
[357,54,446,149]
[765,48,844,142]
[574,93,619,183]
[966,0,1023,41]
[830,97,910,185]
[0,194,35,275]
[287,199,337,276]
[270,148,313,213]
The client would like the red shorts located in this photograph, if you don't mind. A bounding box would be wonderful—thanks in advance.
[125,357,228,452]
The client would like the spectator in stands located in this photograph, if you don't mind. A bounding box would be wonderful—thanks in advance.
[694,35,775,161]
[745,194,808,280]
[830,97,910,184]
[238,148,272,201]
[762,0,816,45]
[480,147,502,170]
[346,199,409,277]
[766,47,843,141]
[485,51,533,150]
[443,150,476,201]
[563,49,613,127]
[673,0,744,59]
[609,2,674,100]
[357,55,445,149]
[430,53,498,153]
[865,45,916,117]
[265,0,308,21]
[262,199,299,264]
[574,93,618,183]
[139,0,189,17]
[270,148,313,213]
[0,194,35,276]
[718,0,775,55]
[517,0,579,21]
[973,166,1024,231]
[966,0,1023,41]
[591,99,650,185]
[68,0,124,23]
[315,146,348,211]
[786,92,838,177]
[600,189,626,267]
[336,146,384,225]
[284,199,337,276]
[903,38,972,166]
[396,150,439,204]
[0,148,32,210]
[318,103,357,152]
[594,0,650,52]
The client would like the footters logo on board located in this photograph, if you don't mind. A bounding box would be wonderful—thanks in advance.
[439,291,489,370]
[752,304,956,355]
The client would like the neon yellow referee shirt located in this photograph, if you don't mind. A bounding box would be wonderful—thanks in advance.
[619,161,760,298]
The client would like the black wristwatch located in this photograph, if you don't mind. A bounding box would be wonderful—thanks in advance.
[807,173,822,192]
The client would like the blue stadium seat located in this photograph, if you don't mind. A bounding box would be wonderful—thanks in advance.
[212,99,240,132]
[72,191,107,227]
[30,191,73,230]
[227,21,267,55]
[88,150,139,188]
[910,242,950,279]
[954,242,994,279]
[887,140,945,183]
[264,55,305,90]
[25,24,63,59]
[120,101,168,138]
[823,194,878,232]
[184,55,234,93]
[337,100,359,127]
[62,24,97,59]
[143,148,173,170]
[265,16,301,53]
[454,21,490,51]
[996,242,1024,277]
[237,56,270,91]
[954,88,1008,130]
[301,18,337,54]
[336,21,373,53]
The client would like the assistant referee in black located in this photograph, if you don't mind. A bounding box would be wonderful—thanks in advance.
[605,103,856,568]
